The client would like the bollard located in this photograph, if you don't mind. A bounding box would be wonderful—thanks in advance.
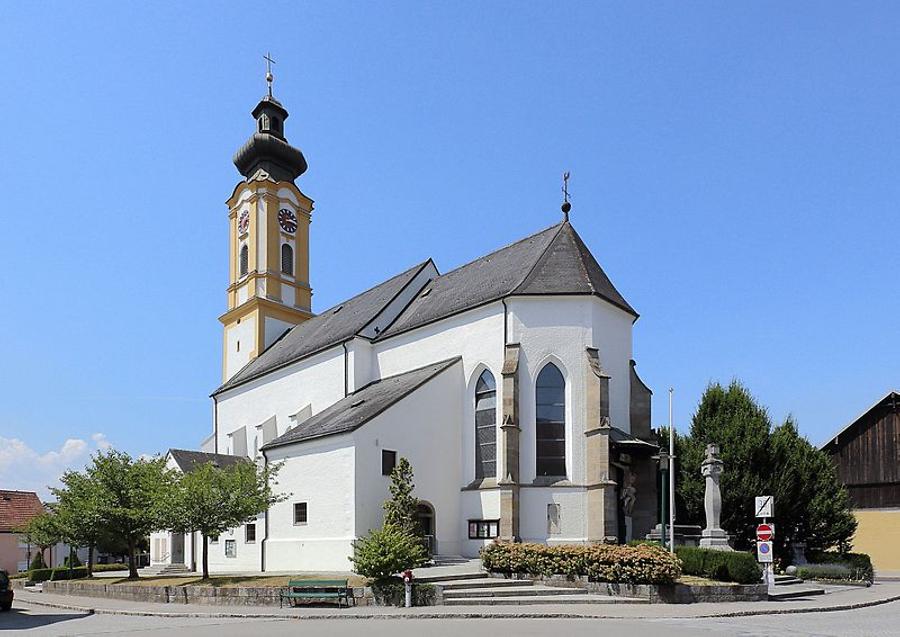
[403,569,413,608]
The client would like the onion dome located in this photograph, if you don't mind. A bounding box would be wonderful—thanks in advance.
[233,94,308,183]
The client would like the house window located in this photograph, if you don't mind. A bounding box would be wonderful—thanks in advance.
[225,539,236,558]
[536,363,566,477]
[245,523,256,543]
[294,502,308,525]
[209,534,219,544]
[281,243,294,275]
[468,520,500,540]
[381,449,397,476]
[239,244,249,276]
[474,370,497,479]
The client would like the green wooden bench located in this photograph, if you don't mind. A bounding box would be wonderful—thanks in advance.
[280,579,352,608]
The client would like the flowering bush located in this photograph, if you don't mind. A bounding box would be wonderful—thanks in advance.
[480,542,681,584]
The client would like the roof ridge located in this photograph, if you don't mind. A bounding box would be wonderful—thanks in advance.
[510,222,569,294]
[436,222,563,279]
[318,259,432,315]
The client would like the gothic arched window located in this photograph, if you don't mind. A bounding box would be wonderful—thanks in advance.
[281,243,294,276]
[239,244,249,277]
[474,370,497,480]
[536,363,566,477]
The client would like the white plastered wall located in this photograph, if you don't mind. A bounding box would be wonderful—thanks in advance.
[352,361,465,557]
[215,346,345,455]
[224,315,256,381]
[263,436,356,571]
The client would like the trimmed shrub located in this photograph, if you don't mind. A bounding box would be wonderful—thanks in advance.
[64,554,83,568]
[805,551,873,583]
[349,526,428,581]
[796,563,856,582]
[49,566,88,581]
[675,547,761,584]
[371,577,436,606]
[92,563,129,573]
[28,568,54,583]
[480,542,681,585]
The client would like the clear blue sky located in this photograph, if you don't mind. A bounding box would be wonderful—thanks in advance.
[1,2,898,496]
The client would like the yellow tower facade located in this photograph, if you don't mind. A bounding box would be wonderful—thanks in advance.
[219,83,313,381]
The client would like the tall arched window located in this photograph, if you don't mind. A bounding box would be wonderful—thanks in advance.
[239,244,249,277]
[474,370,497,479]
[536,363,566,477]
[281,243,294,275]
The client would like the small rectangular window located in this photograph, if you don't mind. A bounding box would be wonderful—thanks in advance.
[294,502,308,525]
[209,534,219,544]
[468,520,500,540]
[245,523,256,543]
[225,539,236,558]
[382,449,397,476]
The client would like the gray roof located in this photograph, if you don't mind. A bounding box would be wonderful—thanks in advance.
[214,221,635,395]
[214,260,432,395]
[377,221,636,339]
[168,449,247,473]
[262,358,461,450]
[609,427,658,450]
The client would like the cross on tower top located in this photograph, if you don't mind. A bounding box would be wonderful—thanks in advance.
[561,171,572,221]
[264,52,276,97]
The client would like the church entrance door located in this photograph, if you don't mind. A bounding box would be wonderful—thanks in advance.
[415,503,436,555]
[171,533,185,565]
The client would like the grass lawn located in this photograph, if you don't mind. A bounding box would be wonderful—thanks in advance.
[72,574,368,588]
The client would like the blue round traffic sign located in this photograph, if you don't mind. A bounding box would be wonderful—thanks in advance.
[759,543,770,554]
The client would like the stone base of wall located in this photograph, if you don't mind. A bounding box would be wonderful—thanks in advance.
[488,572,767,603]
[42,581,378,607]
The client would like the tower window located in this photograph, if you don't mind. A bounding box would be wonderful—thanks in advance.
[239,245,249,276]
[281,243,294,276]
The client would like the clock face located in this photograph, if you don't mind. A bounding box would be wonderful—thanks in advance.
[238,211,250,234]
[278,208,298,234]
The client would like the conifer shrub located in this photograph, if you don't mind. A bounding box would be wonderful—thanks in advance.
[29,552,46,570]
[675,547,761,584]
[480,542,681,584]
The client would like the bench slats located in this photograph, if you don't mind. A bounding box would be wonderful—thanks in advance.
[280,579,351,608]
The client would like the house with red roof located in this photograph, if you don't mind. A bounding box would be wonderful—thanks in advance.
[0,490,48,573]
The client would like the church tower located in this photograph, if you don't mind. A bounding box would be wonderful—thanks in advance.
[219,64,314,381]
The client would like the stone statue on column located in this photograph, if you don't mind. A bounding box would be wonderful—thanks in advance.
[699,443,732,550]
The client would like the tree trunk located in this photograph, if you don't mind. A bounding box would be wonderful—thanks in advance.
[87,544,94,577]
[202,533,209,580]
[68,545,74,579]
[127,537,138,579]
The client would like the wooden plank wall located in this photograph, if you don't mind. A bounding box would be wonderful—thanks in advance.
[828,403,899,509]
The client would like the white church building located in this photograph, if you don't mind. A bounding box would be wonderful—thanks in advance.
[150,81,660,574]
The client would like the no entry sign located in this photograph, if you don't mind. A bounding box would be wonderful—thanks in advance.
[757,523,774,542]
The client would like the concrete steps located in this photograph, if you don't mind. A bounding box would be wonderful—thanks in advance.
[435,575,646,606]
[138,564,193,577]
[769,574,825,600]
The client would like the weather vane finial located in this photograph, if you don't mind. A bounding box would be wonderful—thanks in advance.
[561,171,572,221]
[264,52,276,98]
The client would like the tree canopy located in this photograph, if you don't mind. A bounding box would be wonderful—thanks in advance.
[672,380,857,557]
[163,459,285,579]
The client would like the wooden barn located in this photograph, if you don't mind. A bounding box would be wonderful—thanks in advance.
[822,390,900,572]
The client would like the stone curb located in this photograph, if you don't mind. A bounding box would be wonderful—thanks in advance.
[14,592,900,620]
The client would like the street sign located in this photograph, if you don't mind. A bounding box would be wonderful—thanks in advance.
[757,523,774,542]
[757,540,773,563]
[755,495,773,518]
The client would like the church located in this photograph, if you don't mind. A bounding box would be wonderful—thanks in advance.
[149,76,660,574]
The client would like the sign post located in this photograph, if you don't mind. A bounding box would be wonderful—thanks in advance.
[755,496,775,591]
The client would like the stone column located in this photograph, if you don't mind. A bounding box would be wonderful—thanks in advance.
[699,443,732,550]
[498,343,521,541]
[585,348,618,543]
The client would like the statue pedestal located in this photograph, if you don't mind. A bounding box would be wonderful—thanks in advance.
[624,516,633,543]
[699,528,733,551]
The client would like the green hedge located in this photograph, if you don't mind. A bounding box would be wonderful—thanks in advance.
[480,542,682,584]
[92,563,129,573]
[805,551,873,583]
[675,547,761,584]
[25,566,89,583]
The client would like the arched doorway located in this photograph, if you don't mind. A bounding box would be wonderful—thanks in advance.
[416,502,436,555]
